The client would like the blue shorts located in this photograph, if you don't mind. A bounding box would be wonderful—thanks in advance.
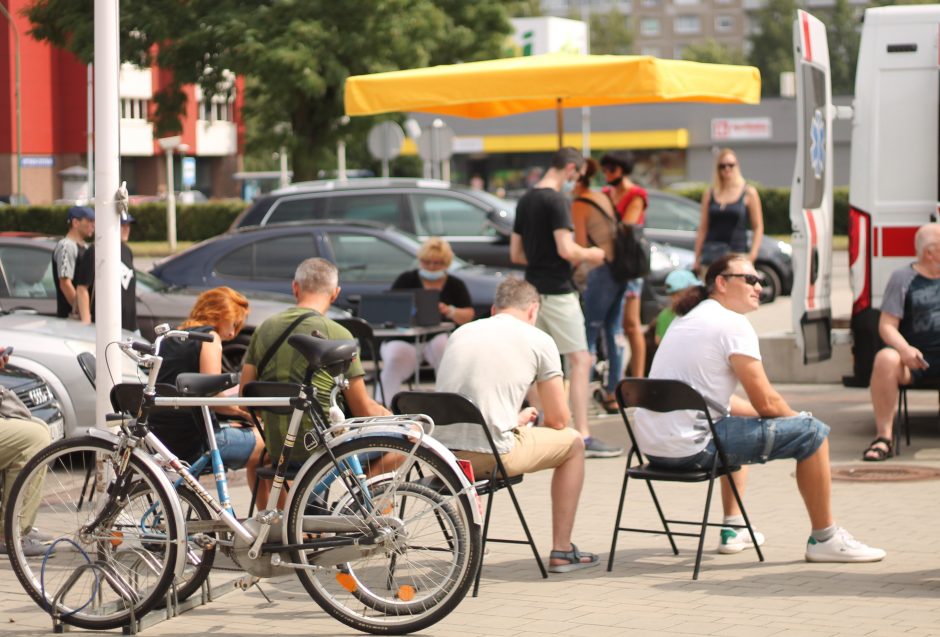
[646,414,830,471]
[214,425,257,471]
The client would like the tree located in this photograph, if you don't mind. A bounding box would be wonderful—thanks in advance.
[24,0,517,180]
[825,0,861,95]
[747,0,798,97]
[681,39,747,65]
[588,7,633,55]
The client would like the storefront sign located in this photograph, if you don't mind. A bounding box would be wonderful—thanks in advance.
[711,117,773,141]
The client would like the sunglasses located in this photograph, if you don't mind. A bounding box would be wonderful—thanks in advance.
[718,163,736,170]
[720,273,762,286]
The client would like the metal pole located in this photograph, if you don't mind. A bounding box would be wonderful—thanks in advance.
[0,3,21,201]
[166,149,176,251]
[87,64,94,200]
[93,0,122,428]
[555,98,564,149]
[278,145,289,187]
[337,140,347,183]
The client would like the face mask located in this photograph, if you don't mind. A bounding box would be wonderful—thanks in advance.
[606,176,623,187]
[561,180,575,194]
[419,268,446,281]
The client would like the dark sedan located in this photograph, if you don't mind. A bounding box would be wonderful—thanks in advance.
[150,220,507,319]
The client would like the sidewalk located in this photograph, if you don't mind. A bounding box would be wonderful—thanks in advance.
[3,383,940,636]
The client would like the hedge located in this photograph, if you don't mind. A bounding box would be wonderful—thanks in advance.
[0,201,247,242]
[671,185,849,236]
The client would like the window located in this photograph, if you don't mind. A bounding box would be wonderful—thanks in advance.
[266,196,327,224]
[643,195,700,232]
[640,17,661,36]
[411,195,494,237]
[214,235,317,280]
[715,15,734,32]
[326,233,416,283]
[120,98,149,120]
[0,247,55,299]
[674,15,701,34]
[198,94,236,123]
[325,194,404,227]
[640,46,662,57]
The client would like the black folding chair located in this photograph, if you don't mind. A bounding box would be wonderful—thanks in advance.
[894,378,940,454]
[391,391,547,597]
[336,317,385,403]
[608,378,764,580]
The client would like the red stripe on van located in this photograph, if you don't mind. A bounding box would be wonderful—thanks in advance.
[805,210,817,309]
[802,13,813,61]
[880,226,919,257]
[873,226,879,257]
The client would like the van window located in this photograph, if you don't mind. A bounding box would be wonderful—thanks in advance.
[326,232,417,282]
[0,246,55,298]
[644,196,700,231]
[215,235,317,279]
[411,194,494,237]
[265,196,326,224]
[325,194,404,226]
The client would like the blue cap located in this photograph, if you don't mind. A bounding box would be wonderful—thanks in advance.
[120,211,135,225]
[67,205,94,222]
[665,269,703,294]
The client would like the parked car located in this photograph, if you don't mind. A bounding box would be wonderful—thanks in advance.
[0,233,347,369]
[151,220,507,319]
[1,313,140,437]
[0,362,65,440]
[644,190,794,303]
[230,178,518,268]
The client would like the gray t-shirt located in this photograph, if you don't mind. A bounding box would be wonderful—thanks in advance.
[881,264,940,358]
[52,237,82,318]
[434,313,563,454]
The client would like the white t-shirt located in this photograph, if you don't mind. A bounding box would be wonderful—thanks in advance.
[434,313,563,454]
[634,299,761,458]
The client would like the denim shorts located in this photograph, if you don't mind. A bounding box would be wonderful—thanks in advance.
[214,425,257,471]
[646,414,830,471]
[624,277,644,299]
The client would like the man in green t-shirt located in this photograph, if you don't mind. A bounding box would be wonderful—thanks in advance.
[240,258,389,468]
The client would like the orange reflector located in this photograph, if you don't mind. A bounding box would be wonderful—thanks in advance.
[397,585,415,601]
[110,531,124,547]
[336,572,357,593]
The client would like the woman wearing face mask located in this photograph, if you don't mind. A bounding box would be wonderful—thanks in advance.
[600,150,649,380]
[379,237,474,402]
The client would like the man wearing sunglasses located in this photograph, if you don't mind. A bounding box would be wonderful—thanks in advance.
[633,253,886,563]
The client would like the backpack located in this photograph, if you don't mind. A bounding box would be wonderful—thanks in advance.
[575,196,651,282]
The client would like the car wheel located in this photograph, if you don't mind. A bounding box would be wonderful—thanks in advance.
[756,262,781,304]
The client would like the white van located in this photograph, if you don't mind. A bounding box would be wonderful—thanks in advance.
[791,5,939,384]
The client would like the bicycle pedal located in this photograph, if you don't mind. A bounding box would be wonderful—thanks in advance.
[192,533,216,550]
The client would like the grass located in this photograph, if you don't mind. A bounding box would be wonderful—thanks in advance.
[770,234,848,250]
[128,241,195,257]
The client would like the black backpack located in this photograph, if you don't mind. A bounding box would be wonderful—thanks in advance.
[575,197,651,282]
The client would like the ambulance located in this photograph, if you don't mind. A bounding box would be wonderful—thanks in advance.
[790,5,939,385]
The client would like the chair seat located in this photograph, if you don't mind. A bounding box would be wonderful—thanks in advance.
[476,473,523,495]
[628,463,740,483]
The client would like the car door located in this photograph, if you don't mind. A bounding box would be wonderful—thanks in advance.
[408,192,511,267]
[0,244,58,314]
[210,231,320,295]
[319,229,419,311]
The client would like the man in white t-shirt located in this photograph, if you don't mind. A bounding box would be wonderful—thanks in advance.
[435,277,599,574]
[636,254,885,563]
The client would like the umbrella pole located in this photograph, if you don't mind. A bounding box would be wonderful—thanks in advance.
[556,98,563,149]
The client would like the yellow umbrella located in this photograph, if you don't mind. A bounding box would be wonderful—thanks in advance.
[345,52,761,146]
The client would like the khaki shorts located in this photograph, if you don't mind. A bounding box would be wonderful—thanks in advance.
[535,292,588,355]
[456,426,580,478]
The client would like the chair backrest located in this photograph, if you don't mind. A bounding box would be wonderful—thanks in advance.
[242,380,302,416]
[336,317,378,361]
[77,351,96,389]
[110,382,182,415]
[616,378,710,415]
[391,391,487,428]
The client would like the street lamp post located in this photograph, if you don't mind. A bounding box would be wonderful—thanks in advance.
[0,3,22,202]
[157,135,187,251]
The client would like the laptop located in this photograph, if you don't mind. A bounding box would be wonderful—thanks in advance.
[358,292,414,328]
[413,289,442,326]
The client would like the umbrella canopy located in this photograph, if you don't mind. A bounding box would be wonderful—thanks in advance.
[344,52,761,121]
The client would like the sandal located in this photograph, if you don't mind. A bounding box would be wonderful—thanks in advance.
[862,437,893,462]
[548,543,601,573]
[593,389,619,415]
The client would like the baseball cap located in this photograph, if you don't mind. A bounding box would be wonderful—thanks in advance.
[67,205,95,222]
[120,211,136,225]
[665,269,703,294]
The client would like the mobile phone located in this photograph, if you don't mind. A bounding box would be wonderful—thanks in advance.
[1,346,12,358]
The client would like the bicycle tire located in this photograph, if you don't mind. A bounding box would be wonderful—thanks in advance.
[4,435,182,630]
[286,435,481,635]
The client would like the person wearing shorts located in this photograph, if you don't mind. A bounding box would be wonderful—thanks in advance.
[863,223,940,461]
[435,277,600,573]
[511,147,622,459]
[636,253,885,563]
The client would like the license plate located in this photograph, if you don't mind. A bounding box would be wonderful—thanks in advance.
[47,418,64,441]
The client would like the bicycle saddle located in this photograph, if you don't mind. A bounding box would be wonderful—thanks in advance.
[176,372,239,397]
[288,334,358,376]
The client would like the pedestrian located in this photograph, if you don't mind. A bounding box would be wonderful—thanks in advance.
[510,147,622,458]
[52,205,94,319]
[693,148,764,271]
[74,211,137,331]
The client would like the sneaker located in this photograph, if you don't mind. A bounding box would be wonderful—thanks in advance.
[718,527,765,554]
[0,536,54,558]
[583,437,623,458]
[804,527,886,563]
[26,528,55,543]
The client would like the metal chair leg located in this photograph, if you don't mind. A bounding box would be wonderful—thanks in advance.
[607,469,630,571]
[503,482,547,579]
[692,468,719,581]
[644,480,679,555]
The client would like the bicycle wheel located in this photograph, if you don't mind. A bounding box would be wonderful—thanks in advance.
[4,435,182,631]
[286,435,481,635]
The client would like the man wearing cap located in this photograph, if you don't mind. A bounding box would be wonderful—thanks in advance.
[52,205,95,318]
[655,269,703,345]
[74,212,137,332]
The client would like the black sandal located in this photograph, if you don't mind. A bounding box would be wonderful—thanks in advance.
[862,437,893,462]
[593,389,619,415]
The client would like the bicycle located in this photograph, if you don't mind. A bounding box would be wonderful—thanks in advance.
[4,326,482,634]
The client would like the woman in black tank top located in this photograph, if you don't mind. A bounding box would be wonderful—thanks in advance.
[693,149,764,270]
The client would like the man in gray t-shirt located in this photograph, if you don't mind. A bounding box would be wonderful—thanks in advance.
[52,205,95,318]
[864,223,940,461]
[435,277,600,573]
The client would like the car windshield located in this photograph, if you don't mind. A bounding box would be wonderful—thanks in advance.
[136,269,169,292]
[471,190,516,220]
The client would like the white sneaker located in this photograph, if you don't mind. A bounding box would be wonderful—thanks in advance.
[804,527,886,563]
[717,527,765,554]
